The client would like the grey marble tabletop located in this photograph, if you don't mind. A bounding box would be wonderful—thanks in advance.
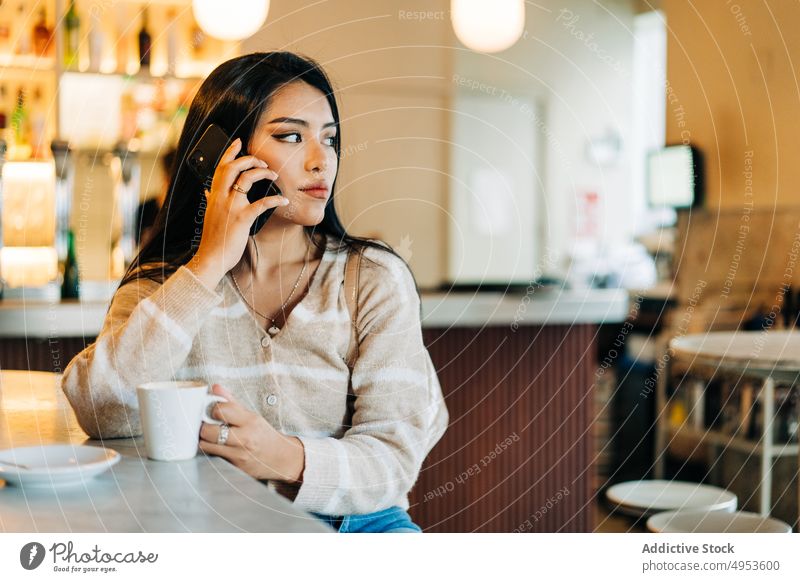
[0,371,331,532]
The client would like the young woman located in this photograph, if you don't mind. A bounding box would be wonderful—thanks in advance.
[61,52,448,533]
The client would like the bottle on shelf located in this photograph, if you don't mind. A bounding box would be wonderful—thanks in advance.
[138,7,152,71]
[14,3,30,55]
[29,85,47,159]
[9,87,30,160]
[61,229,80,299]
[88,8,104,73]
[64,0,80,69]
[0,1,11,54]
[0,106,6,155]
[113,3,130,74]
[0,83,9,150]
[191,21,205,59]
[0,82,6,116]
[166,9,178,76]
[33,7,53,57]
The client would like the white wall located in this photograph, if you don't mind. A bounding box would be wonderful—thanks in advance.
[453,0,636,276]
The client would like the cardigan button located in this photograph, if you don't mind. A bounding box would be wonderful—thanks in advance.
[261,336,270,348]
[266,394,278,406]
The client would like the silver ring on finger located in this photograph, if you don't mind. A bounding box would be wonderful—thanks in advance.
[232,182,248,195]
[217,423,230,446]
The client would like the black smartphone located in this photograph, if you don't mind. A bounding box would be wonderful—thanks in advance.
[186,123,281,236]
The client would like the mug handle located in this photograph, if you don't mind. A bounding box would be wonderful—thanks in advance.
[202,394,228,425]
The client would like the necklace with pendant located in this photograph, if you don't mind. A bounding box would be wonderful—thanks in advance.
[231,238,309,336]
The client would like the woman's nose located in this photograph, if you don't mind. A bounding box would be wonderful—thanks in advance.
[304,141,327,173]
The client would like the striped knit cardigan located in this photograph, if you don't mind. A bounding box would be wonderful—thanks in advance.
[61,237,449,516]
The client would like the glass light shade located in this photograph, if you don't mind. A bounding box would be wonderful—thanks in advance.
[451,0,525,53]
[192,0,270,41]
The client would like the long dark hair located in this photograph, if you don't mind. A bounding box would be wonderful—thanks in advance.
[120,51,416,298]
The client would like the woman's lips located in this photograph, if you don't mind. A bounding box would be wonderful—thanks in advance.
[300,188,329,200]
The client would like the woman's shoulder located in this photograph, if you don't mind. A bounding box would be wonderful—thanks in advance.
[351,239,410,276]
[325,235,407,275]
[349,240,419,302]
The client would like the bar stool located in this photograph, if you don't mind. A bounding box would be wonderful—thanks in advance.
[605,479,737,518]
[658,331,800,519]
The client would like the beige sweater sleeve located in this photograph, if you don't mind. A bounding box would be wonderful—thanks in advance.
[61,266,224,439]
[293,249,449,515]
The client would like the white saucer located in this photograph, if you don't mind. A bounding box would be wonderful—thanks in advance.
[647,510,792,533]
[606,480,737,517]
[0,445,121,488]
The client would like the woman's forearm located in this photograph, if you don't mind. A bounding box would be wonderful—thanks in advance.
[62,267,224,439]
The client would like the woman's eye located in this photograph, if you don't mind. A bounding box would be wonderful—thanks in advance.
[275,133,301,143]
[274,133,335,146]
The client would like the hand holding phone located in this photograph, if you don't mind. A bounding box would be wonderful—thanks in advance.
[185,127,290,289]
[187,124,283,236]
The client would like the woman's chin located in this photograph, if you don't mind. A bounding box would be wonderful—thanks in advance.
[274,204,326,227]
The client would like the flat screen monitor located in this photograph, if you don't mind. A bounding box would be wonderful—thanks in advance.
[646,145,703,209]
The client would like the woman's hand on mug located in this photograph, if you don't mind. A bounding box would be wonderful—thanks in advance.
[187,138,288,289]
[198,384,305,482]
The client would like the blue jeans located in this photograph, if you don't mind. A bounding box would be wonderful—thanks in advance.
[311,506,422,533]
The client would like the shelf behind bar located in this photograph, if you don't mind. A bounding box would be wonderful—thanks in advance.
[670,426,799,457]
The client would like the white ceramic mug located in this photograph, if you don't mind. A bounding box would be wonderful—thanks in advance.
[136,381,226,461]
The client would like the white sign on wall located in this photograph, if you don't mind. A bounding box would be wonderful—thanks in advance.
[448,92,541,285]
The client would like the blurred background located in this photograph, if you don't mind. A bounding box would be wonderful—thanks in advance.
[0,0,675,294]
